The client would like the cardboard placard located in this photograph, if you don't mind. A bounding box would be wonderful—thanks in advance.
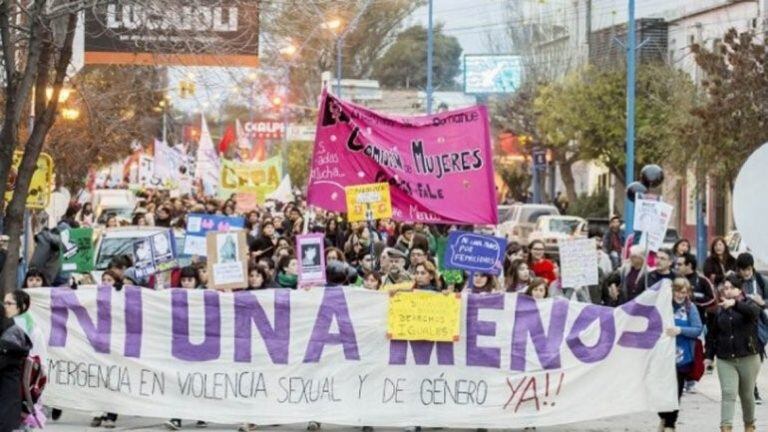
[185,214,245,256]
[133,230,178,278]
[60,228,94,273]
[387,290,461,342]
[444,230,506,275]
[296,234,326,287]
[4,151,53,209]
[344,182,393,222]
[206,230,248,290]
[558,237,599,288]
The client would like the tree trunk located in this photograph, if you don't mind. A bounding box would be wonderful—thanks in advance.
[1,13,76,295]
[558,158,578,204]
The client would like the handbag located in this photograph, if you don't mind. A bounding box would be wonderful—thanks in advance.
[686,339,705,381]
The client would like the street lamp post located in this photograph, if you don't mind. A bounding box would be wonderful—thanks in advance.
[624,0,637,234]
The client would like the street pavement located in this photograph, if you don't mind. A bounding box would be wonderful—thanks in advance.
[44,362,767,432]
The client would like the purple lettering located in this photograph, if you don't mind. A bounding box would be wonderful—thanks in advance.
[303,288,360,362]
[617,301,662,349]
[234,290,290,364]
[466,293,503,368]
[124,286,143,358]
[566,305,615,363]
[388,340,455,365]
[171,290,221,361]
[49,286,112,353]
[510,296,568,371]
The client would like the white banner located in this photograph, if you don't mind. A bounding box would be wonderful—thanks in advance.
[27,286,676,428]
[195,115,220,194]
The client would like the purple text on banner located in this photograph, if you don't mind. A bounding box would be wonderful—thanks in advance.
[307,92,498,224]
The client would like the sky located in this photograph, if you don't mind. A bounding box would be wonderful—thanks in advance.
[169,0,730,115]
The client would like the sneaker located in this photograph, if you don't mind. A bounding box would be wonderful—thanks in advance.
[238,424,258,432]
[51,409,62,421]
[684,381,697,394]
[103,419,116,429]
[196,421,208,428]
[307,422,321,431]
[165,419,182,430]
[90,417,103,428]
[362,427,374,432]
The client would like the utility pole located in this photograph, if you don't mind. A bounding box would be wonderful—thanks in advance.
[623,0,637,234]
[426,0,434,114]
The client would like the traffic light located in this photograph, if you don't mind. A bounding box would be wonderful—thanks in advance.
[179,80,196,98]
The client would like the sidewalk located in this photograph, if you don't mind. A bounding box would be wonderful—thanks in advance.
[45,362,767,432]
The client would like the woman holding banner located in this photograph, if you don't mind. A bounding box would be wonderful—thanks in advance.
[658,278,702,432]
[412,261,441,292]
[506,259,531,293]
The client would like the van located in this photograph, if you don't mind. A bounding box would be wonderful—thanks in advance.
[497,204,560,244]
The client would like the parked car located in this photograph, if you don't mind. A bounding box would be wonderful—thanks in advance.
[528,216,588,260]
[497,204,560,244]
[89,226,190,284]
[725,230,768,275]
[93,189,137,225]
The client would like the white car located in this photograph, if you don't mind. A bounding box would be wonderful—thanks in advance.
[90,226,190,284]
[497,203,560,244]
[93,189,137,224]
[528,216,588,260]
[725,230,768,275]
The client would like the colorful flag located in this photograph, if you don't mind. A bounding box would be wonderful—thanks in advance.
[307,92,498,224]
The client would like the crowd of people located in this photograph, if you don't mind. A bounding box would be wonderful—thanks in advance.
[0,188,766,432]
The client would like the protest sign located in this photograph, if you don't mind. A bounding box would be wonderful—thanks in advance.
[206,230,248,290]
[444,231,506,275]
[133,230,178,278]
[380,281,413,292]
[344,182,393,222]
[152,139,186,189]
[296,234,326,287]
[387,290,461,342]
[29,284,676,428]
[185,214,245,256]
[60,228,94,273]
[638,201,674,252]
[4,151,53,209]
[219,157,282,201]
[558,238,599,288]
[235,193,259,214]
[195,115,220,194]
[307,91,498,224]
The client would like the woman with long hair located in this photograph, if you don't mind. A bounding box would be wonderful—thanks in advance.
[703,237,737,285]
[467,273,499,294]
[506,259,531,293]
[528,240,556,283]
[412,261,441,292]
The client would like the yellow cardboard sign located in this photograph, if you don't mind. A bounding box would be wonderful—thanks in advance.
[219,157,282,202]
[344,182,392,222]
[387,290,461,342]
[4,151,53,209]
[381,281,413,292]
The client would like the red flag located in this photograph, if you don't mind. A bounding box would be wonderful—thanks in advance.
[218,125,236,154]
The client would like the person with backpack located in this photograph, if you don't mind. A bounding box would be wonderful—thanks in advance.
[658,277,703,431]
[4,289,47,429]
[736,252,768,405]
[1,308,32,431]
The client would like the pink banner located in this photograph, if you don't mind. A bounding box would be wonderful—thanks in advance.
[307,92,498,224]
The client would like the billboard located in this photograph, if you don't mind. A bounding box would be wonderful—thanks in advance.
[84,1,259,67]
[464,55,522,94]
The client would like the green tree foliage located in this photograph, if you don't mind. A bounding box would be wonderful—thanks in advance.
[372,24,463,90]
[535,64,696,186]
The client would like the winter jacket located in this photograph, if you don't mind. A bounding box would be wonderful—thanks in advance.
[530,259,557,283]
[603,264,649,306]
[29,228,63,286]
[685,272,717,316]
[705,297,763,360]
[703,254,736,284]
[0,320,32,432]
[673,301,702,369]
